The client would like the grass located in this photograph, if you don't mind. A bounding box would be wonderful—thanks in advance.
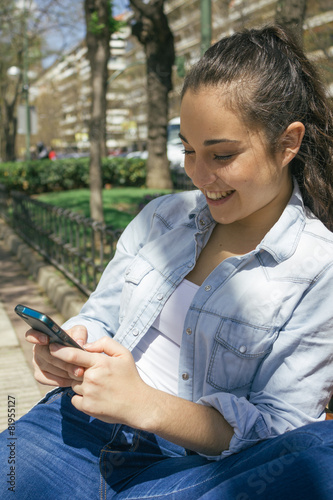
[35,187,175,229]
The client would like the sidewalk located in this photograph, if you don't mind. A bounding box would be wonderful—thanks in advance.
[0,220,85,432]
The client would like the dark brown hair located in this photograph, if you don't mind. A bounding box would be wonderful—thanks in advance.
[181,25,333,231]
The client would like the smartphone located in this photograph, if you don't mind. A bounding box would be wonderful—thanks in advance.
[15,304,84,350]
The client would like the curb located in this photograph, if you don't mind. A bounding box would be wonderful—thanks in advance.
[0,219,86,320]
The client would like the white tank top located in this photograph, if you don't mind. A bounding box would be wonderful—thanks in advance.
[132,279,199,396]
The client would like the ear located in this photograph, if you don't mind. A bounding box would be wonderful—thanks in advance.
[280,122,305,167]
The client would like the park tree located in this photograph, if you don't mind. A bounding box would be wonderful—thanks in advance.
[84,0,123,223]
[0,0,84,162]
[0,0,29,161]
[130,0,174,189]
[0,48,22,162]
[84,0,111,223]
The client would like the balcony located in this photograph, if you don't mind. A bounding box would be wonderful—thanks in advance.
[304,11,333,29]
[165,0,196,15]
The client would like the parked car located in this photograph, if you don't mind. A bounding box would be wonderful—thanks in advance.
[125,117,184,170]
[167,117,184,171]
[126,150,148,160]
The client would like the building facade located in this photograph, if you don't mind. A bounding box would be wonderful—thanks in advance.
[31,0,333,156]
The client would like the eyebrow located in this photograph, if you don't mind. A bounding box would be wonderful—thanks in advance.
[179,133,240,146]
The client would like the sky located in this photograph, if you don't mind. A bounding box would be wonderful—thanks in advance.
[11,0,131,68]
[35,0,130,68]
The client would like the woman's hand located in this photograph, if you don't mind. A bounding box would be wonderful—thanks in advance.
[49,336,153,427]
[25,325,88,386]
[49,336,234,455]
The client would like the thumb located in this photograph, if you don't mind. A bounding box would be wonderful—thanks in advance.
[84,336,128,357]
[66,325,88,347]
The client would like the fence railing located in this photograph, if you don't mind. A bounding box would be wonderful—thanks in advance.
[0,173,194,295]
[0,186,122,296]
[0,183,10,223]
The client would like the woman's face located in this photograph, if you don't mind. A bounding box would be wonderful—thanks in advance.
[180,87,293,229]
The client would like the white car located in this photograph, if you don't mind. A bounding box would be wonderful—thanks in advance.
[167,117,184,171]
[126,150,148,159]
[125,117,184,171]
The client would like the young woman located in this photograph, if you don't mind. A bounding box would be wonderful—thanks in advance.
[1,25,332,499]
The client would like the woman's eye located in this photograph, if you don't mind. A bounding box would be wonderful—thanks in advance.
[182,150,235,160]
[214,154,234,161]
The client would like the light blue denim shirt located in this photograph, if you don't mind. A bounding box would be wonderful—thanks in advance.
[63,182,333,459]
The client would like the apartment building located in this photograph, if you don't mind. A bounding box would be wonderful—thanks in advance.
[166,0,333,116]
[117,0,333,149]
[33,25,131,154]
[32,0,333,155]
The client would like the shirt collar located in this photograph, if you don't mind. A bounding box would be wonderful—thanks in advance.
[188,192,214,230]
[188,180,306,263]
[259,180,306,262]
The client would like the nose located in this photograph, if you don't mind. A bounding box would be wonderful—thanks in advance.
[185,157,217,188]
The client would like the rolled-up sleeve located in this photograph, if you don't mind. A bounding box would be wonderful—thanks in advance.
[198,262,333,459]
[62,197,165,342]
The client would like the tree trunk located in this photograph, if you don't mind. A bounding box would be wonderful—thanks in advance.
[2,100,17,161]
[1,72,22,162]
[146,66,171,188]
[275,0,307,45]
[84,0,111,223]
[130,0,174,189]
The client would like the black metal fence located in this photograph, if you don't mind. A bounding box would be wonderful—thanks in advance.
[0,183,10,223]
[0,173,194,296]
[0,186,122,296]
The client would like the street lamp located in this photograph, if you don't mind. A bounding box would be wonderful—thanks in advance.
[7,0,31,161]
[7,64,31,161]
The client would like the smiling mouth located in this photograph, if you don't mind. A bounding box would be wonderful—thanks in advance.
[205,190,235,200]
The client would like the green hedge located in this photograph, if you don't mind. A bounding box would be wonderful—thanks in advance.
[0,157,147,194]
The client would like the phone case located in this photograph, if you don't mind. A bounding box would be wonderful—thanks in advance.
[15,304,84,349]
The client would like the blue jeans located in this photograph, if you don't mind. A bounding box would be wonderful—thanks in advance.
[1,387,332,499]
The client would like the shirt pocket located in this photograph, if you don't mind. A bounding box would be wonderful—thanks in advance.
[207,318,277,392]
[119,257,154,322]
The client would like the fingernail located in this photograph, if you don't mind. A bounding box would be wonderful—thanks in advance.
[49,342,60,351]
[74,367,82,377]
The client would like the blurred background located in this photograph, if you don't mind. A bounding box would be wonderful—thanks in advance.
[1,0,332,165]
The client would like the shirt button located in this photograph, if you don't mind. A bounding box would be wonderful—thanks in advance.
[239,345,247,354]
[204,285,212,291]
[199,219,206,226]
[182,373,189,381]
[157,293,164,300]
[186,328,192,335]
[132,328,139,336]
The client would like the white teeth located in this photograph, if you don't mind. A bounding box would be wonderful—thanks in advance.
[206,190,234,200]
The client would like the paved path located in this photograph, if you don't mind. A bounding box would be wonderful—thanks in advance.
[0,232,64,432]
